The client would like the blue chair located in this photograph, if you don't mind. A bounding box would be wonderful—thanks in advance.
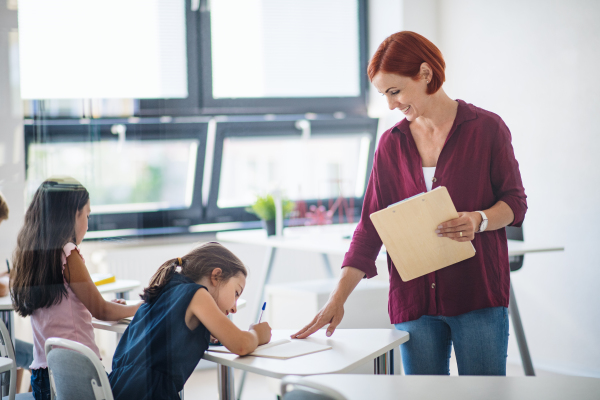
[45,338,113,400]
[0,320,33,400]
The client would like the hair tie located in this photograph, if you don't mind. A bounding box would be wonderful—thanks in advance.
[177,257,182,266]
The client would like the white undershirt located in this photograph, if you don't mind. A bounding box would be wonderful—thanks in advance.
[422,167,436,192]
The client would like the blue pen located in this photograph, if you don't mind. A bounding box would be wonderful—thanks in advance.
[257,302,266,323]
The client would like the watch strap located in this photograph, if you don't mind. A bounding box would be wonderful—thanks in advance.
[476,210,488,233]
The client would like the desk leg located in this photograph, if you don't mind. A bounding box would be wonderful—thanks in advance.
[237,247,277,400]
[114,291,129,343]
[374,350,394,375]
[115,291,129,300]
[217,364,235,400]
[320,253,334,278]
[509,282,535,376]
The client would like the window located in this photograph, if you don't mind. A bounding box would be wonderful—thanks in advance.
[18,0,188,100]
[197,0,369,115]
[206,117,377,223]
[25,119,209,231]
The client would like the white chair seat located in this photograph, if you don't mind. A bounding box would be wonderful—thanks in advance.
[0,357,13,372]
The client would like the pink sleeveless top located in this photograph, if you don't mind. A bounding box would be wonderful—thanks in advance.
[30,243,101,369]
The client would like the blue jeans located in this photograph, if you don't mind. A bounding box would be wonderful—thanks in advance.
[394,306,509,375]
[31,368,51,400]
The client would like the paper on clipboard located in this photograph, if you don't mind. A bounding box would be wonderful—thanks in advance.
[370,186,476,281]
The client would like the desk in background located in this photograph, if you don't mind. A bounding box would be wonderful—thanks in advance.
[0,279,141,342]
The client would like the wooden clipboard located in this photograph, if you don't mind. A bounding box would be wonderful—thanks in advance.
[370,186,475,281]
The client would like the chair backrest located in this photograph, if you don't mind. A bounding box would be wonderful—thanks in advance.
[0,320,16,364]
[281,376,346,400]
[506,225,524,272]
[45,338,113,400]
[0,319,17,400]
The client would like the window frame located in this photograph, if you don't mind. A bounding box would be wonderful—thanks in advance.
[24,119,209,232]
[204,116,378,223]
[136,0,202,116]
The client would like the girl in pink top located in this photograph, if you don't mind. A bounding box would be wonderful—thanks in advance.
[11,177,140,400]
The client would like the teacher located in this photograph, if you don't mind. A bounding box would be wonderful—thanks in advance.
[292,31,527,376]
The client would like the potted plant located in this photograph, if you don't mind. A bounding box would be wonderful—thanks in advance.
[246,194,295,236]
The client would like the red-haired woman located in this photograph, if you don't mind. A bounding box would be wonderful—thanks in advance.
[293,31,527,376]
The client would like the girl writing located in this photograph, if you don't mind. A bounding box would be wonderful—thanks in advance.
[108,242,271,400]
[11,177,140,400]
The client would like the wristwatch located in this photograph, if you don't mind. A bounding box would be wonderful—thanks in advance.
[476,211,488,233]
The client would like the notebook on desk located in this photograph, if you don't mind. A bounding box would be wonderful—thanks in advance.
[370,186,476,282]
[208,338,332,359]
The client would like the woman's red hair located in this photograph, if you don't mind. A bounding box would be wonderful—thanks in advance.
[368,31,445,95]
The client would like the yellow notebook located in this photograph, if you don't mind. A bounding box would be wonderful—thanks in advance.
[370,186,476,282]
[91,273,116,286]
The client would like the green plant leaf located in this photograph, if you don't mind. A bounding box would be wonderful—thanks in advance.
[246,194,295,221]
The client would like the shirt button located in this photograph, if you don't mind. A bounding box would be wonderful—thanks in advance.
[431,283,436,289]
[432,177,437,183]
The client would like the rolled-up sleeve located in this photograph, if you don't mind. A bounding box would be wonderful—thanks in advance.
[490,121,528,226]
[342,152,384,278]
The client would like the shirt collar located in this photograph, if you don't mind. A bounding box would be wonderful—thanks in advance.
[393,99,478,136]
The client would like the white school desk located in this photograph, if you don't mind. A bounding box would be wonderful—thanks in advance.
[288,374,600,400]
[203,329,409,400]
[216,224,565,378]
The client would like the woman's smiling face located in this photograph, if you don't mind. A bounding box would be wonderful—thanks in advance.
[372,69,431,122]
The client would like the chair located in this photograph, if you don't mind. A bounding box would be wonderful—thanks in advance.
[0,320,16,400]
[280,375,346,400]
[506,225,524,271]
[44,338,113,400]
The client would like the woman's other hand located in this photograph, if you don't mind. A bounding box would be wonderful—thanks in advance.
[111,298,127,305]
[292,298,345,339]
[436,211,482,241]
[249,322,272,345]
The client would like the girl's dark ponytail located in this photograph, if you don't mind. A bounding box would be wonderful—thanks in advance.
[141,257,183,303]
[141,242,247,303]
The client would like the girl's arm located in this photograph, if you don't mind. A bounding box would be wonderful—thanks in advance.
[186,288,271,356]
[64,250,140,321]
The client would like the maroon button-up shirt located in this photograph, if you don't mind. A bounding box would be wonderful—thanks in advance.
[343,100,527,324]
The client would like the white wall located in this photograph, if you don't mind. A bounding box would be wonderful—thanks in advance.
[402,0,600,377]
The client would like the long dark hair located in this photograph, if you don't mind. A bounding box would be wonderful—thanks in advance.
[142,242,247,303]
[11,177,89,317]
